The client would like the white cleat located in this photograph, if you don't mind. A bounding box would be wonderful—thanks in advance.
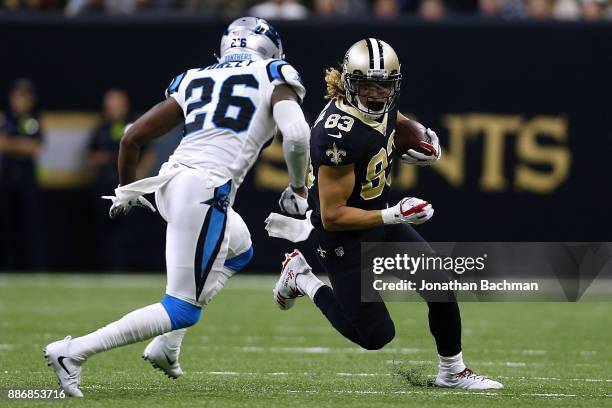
[273,250,310,310]
[142,335,183,379]
[43,336,84,397]
[434,368,504,390]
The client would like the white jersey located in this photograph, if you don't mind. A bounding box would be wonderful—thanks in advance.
[165,58,305,200]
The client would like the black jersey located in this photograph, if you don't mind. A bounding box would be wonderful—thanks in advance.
[308,98,397,228]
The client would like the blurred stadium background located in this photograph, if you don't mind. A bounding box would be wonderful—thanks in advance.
[1,5,610,272]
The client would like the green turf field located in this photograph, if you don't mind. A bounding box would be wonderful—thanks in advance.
[0,274,611,407]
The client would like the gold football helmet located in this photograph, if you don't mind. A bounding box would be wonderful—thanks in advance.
[342,38,402,116]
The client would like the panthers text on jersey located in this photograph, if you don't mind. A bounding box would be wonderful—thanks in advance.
[165,58,305,202]
[308,97,398,228]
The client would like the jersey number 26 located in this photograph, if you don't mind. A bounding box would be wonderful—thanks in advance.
[184,74,259,135]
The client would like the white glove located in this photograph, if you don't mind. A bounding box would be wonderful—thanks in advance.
[102,194,156,219]
[381,197,434,225]
[278,185,309,216]
[401,128,441,166]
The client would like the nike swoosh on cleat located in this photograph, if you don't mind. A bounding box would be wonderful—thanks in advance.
[162,351,176,366]
[57,356,71,375]
[327,132,342,139]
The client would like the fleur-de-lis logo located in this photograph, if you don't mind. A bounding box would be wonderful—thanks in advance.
[317,246,327,258]
[326,142,347,165]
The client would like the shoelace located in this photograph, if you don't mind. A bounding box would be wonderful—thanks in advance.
[455,368,487,381]
[288,288,304,299]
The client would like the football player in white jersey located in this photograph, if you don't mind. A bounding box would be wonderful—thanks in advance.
[44,17,310,397]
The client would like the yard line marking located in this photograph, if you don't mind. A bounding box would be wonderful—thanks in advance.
[191,371,290,376]
[336,372,391,377]
[288,390,587,398]
[499,376,612,383]
[206,371,249,375]
[517,349,547,355]
[77,367,608,386]
[199,335,308,342]
[196,345,429,354]
[0,344,15,349]
[184,371,612,384]
[386,359,430,364]
[197,345,600,359]
[78,385,604,398]
[477,348,547,355]
[191,371,390,377]
[233,346,428,354]
[386,360,532,367]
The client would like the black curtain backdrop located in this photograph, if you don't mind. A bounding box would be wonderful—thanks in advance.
[1,17,610,271]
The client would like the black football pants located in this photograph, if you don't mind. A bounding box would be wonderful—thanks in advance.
[311,223,462,356]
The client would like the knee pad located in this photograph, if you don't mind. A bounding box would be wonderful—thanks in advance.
[360,319,395,351]
[161,294,202,330]
[224,246,253,272]
[198,246,253,306]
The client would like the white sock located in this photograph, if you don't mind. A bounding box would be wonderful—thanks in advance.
[438,352,466,374]
[161,328,187,355]
[296,272,324,300]
[69,303,172,362]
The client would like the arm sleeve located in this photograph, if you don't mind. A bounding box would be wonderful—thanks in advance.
[273,100,310,188]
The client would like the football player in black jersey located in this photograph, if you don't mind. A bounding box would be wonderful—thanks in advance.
[273,39,503,389]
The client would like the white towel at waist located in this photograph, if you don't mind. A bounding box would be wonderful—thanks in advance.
[265,210,314,243]
[113,161,189,202]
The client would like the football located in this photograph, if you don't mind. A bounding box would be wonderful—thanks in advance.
[394,117,437,157]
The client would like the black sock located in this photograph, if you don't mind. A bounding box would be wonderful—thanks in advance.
[427,301,462,357]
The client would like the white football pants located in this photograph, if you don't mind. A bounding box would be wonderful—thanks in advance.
[155,168,251,306]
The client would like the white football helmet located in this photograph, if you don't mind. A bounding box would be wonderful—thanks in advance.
[219,17,284,62]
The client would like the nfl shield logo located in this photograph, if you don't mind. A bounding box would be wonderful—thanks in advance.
[334,247,344,257]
